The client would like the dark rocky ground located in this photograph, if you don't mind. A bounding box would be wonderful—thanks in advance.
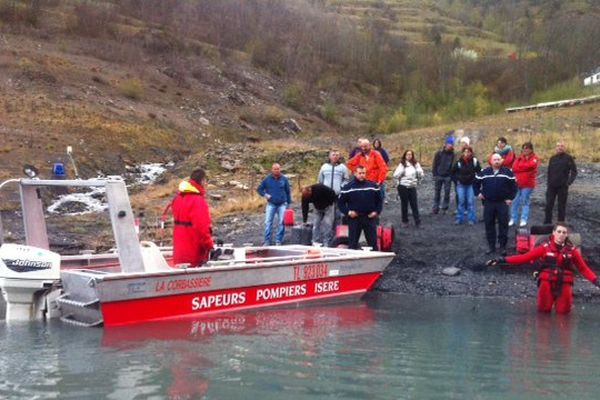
[216,163,600,304]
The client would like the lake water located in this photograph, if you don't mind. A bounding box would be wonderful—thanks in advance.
[2,293,600,399]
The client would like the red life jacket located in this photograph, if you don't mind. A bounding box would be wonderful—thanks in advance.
[536,238,575,285]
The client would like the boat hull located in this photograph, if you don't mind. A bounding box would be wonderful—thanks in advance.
[59,246,394,327]
[101,272,381,326]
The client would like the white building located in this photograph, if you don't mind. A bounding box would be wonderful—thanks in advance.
[584,68,600,86]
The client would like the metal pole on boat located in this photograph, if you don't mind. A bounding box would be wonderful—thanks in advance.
[67,146,80,179]
[0,179,21,246]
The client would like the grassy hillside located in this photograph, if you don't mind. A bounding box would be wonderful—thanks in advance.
[0,0,599,222]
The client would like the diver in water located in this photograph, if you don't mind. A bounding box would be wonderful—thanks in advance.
[487,222,600,314]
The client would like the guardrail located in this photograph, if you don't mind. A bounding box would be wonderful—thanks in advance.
[505,94,600,113]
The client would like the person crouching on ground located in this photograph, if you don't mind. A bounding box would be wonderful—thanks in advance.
[393,149,423,227]
[510,142,539,227]
[487,222,600,314]
[338,165,382,250]
[474,153,517,255]
[257,163,292,246]
[172,168,214,267]
[451,145,481,225]
[301,183,338,246]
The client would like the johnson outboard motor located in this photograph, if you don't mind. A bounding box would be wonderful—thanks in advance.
[0,243,61,321]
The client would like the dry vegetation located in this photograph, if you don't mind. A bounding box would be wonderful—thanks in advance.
[0,0,599,227]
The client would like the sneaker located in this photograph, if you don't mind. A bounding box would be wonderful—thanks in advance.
[454,220,463,225]
[519,220,527,227]
[508,219,514,227]
[275,241,282,246]
[262,242,270,247]
[468,221,475,225]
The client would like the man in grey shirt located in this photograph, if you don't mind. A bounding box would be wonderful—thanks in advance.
[316,150,350,244]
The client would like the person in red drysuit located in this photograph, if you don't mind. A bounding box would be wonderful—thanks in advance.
[172,168,214,267]
[487,222,600,314]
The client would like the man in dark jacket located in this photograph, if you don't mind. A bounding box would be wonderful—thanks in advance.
[172,169,214,266]
[301,183,338,246]
[474,153,517,255]
[257,163,292,245]
[338,165,382,250]
[451,146,481,225]
[432,135,455,214]
[544,142,577,224]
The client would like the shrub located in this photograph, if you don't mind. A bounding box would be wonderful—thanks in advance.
[67,3,115,38]
[119,79,143,100]
[263,106,286,124]
[531,78,599,103]
[320,101,338,124]
[283,83,305,110]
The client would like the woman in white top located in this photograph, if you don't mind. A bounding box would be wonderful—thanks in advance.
[393,150,424,226]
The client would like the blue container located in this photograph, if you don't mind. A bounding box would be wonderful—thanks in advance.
[52,162,66,177]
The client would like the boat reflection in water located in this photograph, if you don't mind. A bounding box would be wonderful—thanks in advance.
[101,303,375,399]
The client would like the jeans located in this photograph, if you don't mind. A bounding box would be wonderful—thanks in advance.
[397,185,420,224]
[433,176,452,211]
[511,187,533,223]
[456,183,476,224]
[264,203,286,244]
[313,205,335,245]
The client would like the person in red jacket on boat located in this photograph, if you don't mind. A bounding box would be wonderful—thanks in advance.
[486,222,600,314]
[172,168,214,267]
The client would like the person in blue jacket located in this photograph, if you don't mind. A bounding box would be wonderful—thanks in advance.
[257,163,292,245]
[338,165,382,250]
[474,153,517,255]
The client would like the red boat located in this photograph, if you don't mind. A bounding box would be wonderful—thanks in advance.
[0,177,394,327]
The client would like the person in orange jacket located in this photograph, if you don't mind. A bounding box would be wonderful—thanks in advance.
[172,168,214,267]
[347,138,388,186]
[487,222,600,314]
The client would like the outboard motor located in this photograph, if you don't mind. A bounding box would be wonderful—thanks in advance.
[0,243,61,321]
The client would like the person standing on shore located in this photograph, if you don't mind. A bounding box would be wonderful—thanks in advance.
[432,135,455,214]
[338,165,382,250]
[510,142,539,227]
[474,153,517,255]
[488,137,515,169]
[373,138,391,204]
[171,168,214,267]
[317,149,350,234]
[318,150,350,195]
[544,141,577,224]
[393,150,423,227]
[451,146,481,225]
[347,138,388,189]
[487,222,600,314]
[257,163,292,246]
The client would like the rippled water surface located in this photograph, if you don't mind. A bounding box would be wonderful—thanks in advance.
[2,294,600,399]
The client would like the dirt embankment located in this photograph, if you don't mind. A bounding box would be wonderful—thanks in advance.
[216,163,600,302]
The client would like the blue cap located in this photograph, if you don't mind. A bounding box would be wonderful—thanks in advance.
[445,136,455,145]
